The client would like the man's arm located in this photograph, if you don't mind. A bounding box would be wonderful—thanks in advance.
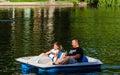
[71,54,80,59]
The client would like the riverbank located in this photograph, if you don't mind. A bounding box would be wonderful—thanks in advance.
[0,2,87,7]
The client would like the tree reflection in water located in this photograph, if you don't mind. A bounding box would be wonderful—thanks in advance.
[0,7,120,75]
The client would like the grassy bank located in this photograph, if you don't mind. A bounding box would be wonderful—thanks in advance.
[9,0,78,2]
[9,0,120,6]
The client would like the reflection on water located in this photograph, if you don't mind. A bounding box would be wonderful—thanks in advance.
[0,7,120,75]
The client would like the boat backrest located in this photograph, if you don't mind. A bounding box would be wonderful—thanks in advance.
[82,55,88,62]
[57,50,63,59]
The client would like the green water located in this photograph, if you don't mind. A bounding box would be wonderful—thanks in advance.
[0,6,120,75]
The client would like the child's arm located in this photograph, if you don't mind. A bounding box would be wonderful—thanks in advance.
[45,50,52,55]
[39,50,52,56]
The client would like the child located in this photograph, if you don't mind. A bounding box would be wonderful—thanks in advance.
[40,42,63,62]
[54,50,67,64]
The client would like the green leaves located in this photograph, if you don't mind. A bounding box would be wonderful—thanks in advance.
[98,0,120,7]
[83,0,120,7]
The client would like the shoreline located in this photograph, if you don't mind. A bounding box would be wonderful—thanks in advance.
[0,2,87,7]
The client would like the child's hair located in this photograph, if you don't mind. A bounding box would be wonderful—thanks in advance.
[54,42,63,50]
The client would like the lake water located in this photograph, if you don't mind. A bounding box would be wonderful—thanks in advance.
[0,6,120,75]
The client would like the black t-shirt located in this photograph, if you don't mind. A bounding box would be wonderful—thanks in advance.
[67,47,84,62]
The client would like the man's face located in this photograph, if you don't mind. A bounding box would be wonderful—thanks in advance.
[72,40,76,48]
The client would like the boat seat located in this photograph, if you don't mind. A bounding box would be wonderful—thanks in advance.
[57,51,88,62]
[82,55,88,62]
[57,50,63,58]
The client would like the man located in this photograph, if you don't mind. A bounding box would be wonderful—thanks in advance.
[54,39,84,64]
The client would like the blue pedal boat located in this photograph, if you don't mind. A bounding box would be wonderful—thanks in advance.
[16,54,103,74]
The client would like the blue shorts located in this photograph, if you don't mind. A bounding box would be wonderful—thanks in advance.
[69,57,77,64]
[59,56,77,64]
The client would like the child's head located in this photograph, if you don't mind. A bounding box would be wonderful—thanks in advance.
[53,42,62,50]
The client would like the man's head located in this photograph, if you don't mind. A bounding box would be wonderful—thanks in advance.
[72,39,79,48]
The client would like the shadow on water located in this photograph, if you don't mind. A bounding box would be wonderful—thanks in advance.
[17,66,120,75]
[21,72,102,75]
[16,65,102,75]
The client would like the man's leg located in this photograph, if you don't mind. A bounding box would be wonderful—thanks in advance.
[54,56,69,64]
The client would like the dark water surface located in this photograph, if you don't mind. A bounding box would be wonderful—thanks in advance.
[0,6,120,75]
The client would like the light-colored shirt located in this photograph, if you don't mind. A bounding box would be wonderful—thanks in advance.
[49,49,59,59]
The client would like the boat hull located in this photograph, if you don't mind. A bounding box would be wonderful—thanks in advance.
[38,64,101,74]
[21,63,102,74]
